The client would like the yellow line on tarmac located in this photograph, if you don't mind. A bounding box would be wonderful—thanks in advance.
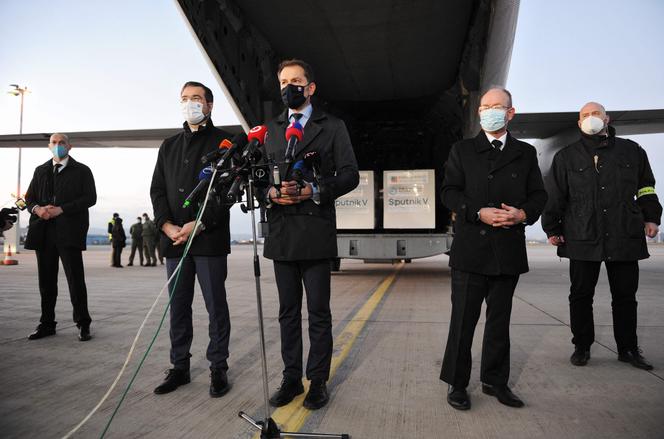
[255,263,404,437]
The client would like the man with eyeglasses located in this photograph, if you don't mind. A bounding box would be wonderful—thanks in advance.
[24,133,97,342]
[150,81,234,398]
[258,59,359,410]
[439,87,547,411]
[542,102,661,370]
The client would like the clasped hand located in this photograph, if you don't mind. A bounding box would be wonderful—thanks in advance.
[479,203,526,228]
[163,221,204,246]
[34,205,64,220]
[269,181,313,205]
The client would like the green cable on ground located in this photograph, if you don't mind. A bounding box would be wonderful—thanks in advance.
[99,204,205,438]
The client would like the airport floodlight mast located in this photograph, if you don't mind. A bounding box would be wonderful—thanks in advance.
[7,84,30,259]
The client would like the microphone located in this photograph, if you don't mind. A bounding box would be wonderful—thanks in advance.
[292,160,311,188]
[226,174,244,203]
[303,151,322,181]
[201,139,232,164]
[215,132,249,170]
[182,166,214,208]
[241,125,268,161]
[284,121,303,163]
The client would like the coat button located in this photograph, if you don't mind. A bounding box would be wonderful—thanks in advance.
[488,202,495,207]
[461,204,466,209]
[179,188,185,193]
[184,159,189,164]
[479,230,486,236]
[579,168,583,171]
[603,209,607,213]
[601,186,605,190]
[488,175,494,180]
[511,173,517,178]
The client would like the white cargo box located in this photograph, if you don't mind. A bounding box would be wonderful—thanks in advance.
[383,169,435,229]
[335,170,375,229]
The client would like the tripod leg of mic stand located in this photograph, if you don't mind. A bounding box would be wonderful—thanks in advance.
[279,431,350,439]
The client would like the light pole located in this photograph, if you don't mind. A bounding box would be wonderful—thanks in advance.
[8,84,29,255]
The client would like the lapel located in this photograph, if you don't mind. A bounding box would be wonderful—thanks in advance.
[490,133,523,172]
[294,107,325,159]
[275,106,326,177]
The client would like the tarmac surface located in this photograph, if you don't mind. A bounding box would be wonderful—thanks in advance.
[1,244,663,439]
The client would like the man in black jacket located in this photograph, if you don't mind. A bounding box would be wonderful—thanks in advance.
[440,88,547,411]
[260,59,359,410]
[542,102,662,370]
[150,81,234,397]
[24,133,97,342]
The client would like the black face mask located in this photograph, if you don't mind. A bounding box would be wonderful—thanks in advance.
[281,83,308,109]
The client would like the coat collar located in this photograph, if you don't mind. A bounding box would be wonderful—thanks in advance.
[39,155,80,171]
[473,131,524,172]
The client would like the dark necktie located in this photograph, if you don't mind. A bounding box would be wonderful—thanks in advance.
[491,139,503,151]
[291,112,304,123]
[51,163,62,203]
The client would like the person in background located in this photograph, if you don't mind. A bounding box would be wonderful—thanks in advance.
[24,132,96,342]
[107,212,118,266]
[128,216,144,266]
[111,217,126,268]
[141,213,157,267]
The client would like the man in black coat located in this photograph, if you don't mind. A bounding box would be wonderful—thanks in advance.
[260,59,359,410]
[24,133,97,342]
[440,88,547,411]
[150,81,234,398]
[542,102,662,370]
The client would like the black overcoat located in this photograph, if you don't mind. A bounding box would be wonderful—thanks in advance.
[442,132,547,275]
[24,156,97,250]
[260,107,359,261]
[150,120,233,258]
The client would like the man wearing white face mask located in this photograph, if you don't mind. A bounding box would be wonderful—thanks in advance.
[440,88,547,411]
[150,81,235,398]
[542,102,661,370]
[24,133,97,342]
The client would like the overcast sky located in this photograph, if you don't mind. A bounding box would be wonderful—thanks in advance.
[1,0,663,238]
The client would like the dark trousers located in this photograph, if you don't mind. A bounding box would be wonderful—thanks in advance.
[273,259,332,382]
[35,226,92,328]
[143,239,156,265]
[569,259,639,351]
[166,255,231,370]
[128,238,143,265]
[441,269,519,388]
[112,246,123,267]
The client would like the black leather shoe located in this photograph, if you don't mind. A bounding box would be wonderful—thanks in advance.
[78,326,92,341]
[447,385,470,411]
[482,384,524,408]
[269,377,304,407]
[28,325,56,340]
[303,380,329,410]
[127,263,133,266]
[154,369,191,394]
[570,346,590,366]
[209,368,231,397]
[618,347,654,370]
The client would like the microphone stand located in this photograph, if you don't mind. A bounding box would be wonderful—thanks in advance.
[237,154,349,439]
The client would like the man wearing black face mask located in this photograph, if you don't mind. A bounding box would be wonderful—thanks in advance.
[150,81,234,398]
[258,59,359,410]
[542,101,661,371]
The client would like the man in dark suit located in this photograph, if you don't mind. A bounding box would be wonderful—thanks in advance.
[128,216,144,266]
[150,81,234,398]
[24,133,97,342]
[260,59,359,410]
[439,88,547,410]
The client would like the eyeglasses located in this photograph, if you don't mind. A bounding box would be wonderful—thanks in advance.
[479,104,511,112]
